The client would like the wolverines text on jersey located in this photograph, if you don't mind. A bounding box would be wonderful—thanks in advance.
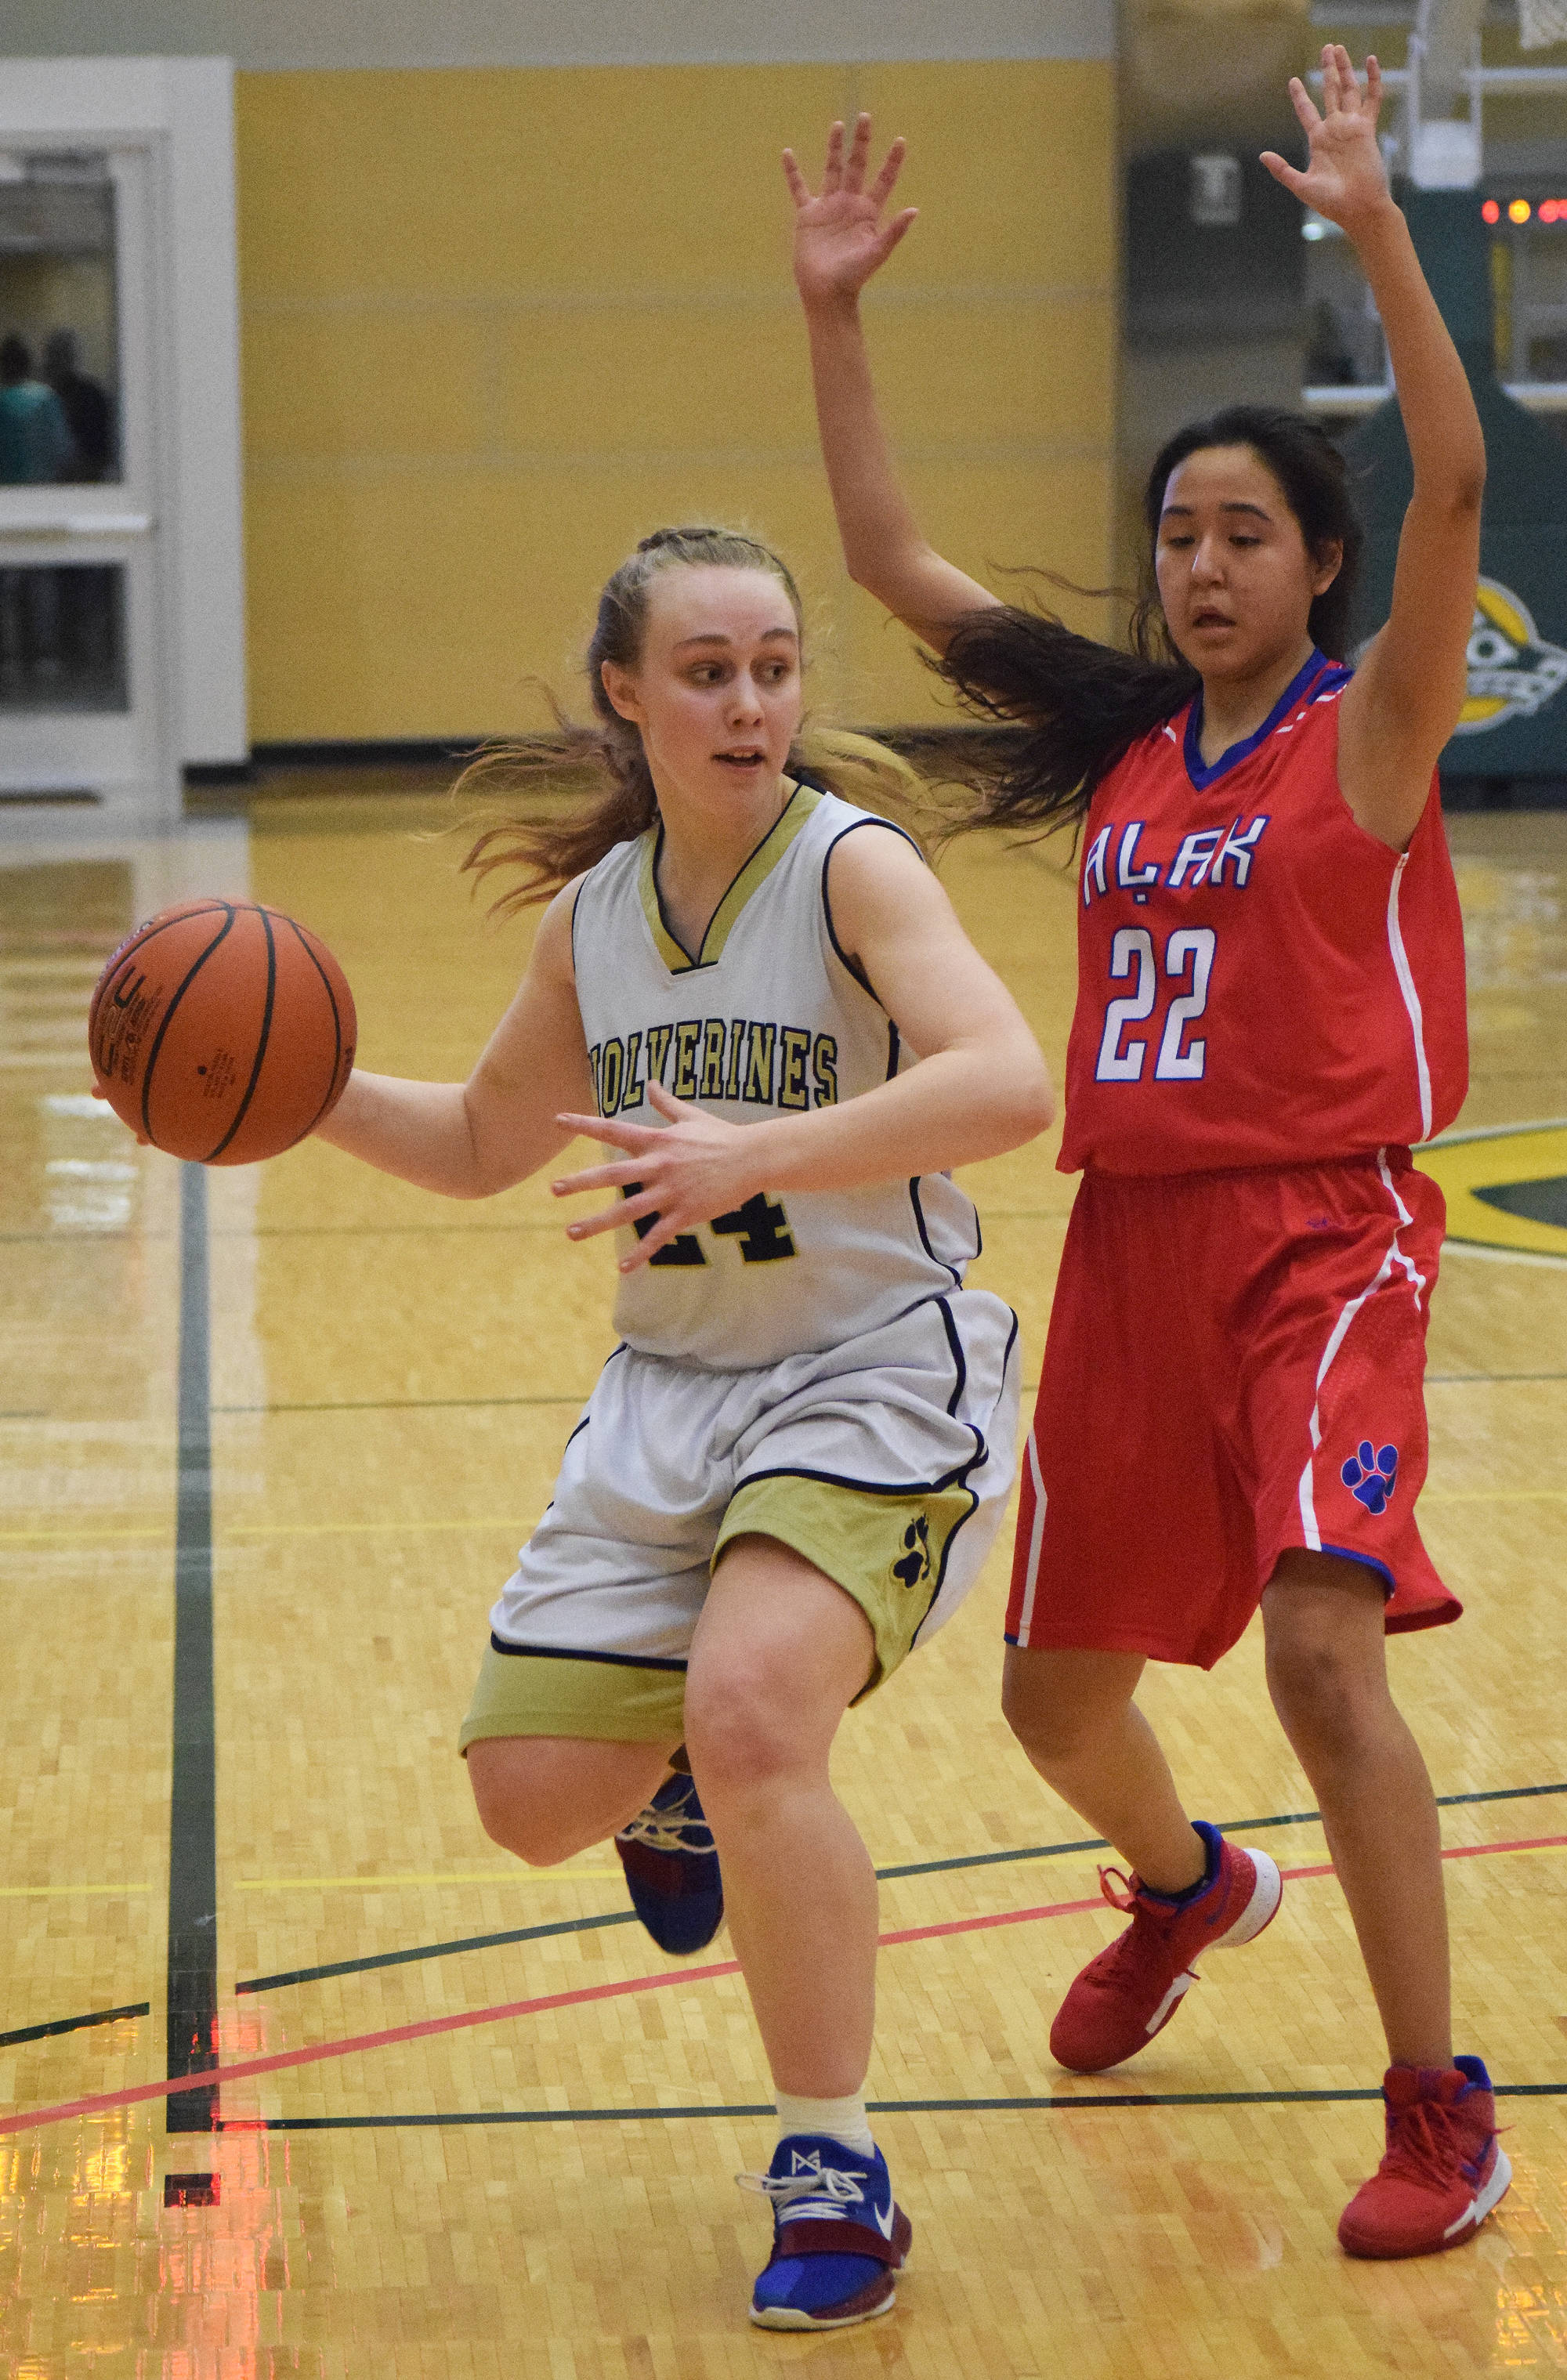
[570,783,980,1367]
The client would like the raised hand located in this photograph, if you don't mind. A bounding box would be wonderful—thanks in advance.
[1261,47,1391,233]
[783,113,917,309]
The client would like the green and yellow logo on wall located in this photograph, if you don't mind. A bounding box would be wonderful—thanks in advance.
[1457,581,1567,735]
[1420,1121,1567,1259]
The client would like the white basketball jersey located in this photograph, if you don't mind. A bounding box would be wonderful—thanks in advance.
[570,783,981,1368]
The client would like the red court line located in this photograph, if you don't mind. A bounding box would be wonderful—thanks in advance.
[2,1831,1560,2143]
[0,1958,744,2142]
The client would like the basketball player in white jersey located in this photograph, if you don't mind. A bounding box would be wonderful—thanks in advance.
[313,526,1054,2329]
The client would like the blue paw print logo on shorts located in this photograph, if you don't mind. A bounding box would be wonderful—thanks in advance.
[1341,1441,1399,1515]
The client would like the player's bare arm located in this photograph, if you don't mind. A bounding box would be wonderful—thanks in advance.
[313,877,594,1198]
[1262,49,1485,848]
[785,115,998,649]
[554,824,1053,1269]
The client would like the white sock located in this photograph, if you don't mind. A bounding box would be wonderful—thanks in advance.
[774,2091,875,2158]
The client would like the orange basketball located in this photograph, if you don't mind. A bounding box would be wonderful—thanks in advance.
[89,899,356,1165]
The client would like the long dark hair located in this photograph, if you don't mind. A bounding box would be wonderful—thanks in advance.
[934,405,1364,838]
[458,526,917,914]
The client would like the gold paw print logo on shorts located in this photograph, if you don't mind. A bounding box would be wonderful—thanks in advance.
[1457,580,1567,734]
[892,1514,932,1590]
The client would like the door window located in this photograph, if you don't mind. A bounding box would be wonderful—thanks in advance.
[0,154,119,489]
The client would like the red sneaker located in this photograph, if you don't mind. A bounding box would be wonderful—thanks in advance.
[1050,1823,1283,2074]
[1338,2057,1511,2259]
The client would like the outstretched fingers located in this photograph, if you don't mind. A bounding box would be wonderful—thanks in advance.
[1260,147,1310,199]
[843,111,873,195]
[566,1193,659,1245]
[1363,53,1384,121]
[877,206,919,262]
[552,1109,654,1167]
[783,113,907,217]
[552,1152,643,1197]
[1319,42,1343,114]
[1265,44,1387,212]
[1286,72,1323,139]
[868,133,908,210]
[1320,42,1377,120]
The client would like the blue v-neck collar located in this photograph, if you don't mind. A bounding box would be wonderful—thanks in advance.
[1183,648,1349,790]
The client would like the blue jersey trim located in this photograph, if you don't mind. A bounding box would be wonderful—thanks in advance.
[1183,648,1351,790]
[489,1635,689,1673]
[1316,1542,1396,1597]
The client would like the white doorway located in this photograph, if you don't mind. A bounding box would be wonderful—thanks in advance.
[0,60,245,834]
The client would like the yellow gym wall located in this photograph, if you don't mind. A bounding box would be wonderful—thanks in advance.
[235,60,1116,744]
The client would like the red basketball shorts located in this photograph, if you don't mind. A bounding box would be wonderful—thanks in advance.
[1006,1150,1460,1669]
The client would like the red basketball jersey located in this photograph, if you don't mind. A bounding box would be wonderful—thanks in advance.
[1059,651,1467,1177]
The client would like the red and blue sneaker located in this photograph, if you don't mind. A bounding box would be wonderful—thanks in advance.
[1338,2056,1512,2258]
[613,1769,724,1956]
[1051,1821,1283,2073]
[740,2136,912,2331]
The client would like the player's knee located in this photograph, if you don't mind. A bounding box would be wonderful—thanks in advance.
[1001,1664,1100,1769]
[1265,1636,1382,1763]
[471,1789,570,1867]
[466,1745,579,1866]
[683,1668,798,1799]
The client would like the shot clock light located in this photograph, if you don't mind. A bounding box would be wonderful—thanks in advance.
[1482,197,1567,225]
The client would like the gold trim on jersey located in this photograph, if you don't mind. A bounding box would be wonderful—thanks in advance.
[638,780,823,975]
[456,1465,977,1746]
[715,1471,980,1698]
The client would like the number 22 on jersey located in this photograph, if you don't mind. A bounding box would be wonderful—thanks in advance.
[1095,926,1217,1083]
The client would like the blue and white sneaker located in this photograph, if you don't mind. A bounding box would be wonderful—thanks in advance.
[613,1770,724,1956]
[739,2135,912,2330]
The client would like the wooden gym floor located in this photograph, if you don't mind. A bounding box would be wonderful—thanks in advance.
[1,783,1565,2377]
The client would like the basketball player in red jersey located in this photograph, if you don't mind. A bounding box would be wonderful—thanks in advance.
[786,52,1507,2259]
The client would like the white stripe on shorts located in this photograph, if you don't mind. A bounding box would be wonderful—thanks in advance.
[1295,1151,1423,1553]
[1014,1427,1048,1646]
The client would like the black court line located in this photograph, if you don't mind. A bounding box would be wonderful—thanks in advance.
[236,1778,1567,1998]
[878,1778,1567,1883]
[0,1232,154,1246]
[964,1210,1069,1221]
[1428,1370,1567,1384]
[212,1395,588,1415]
[167,1162,219,2136]
[235,1226,574,1240]
[237,1907,644,1995]
[1446,1233,1567,1262]
[233,2082,1567,2132]
[0,2002,150,2049]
